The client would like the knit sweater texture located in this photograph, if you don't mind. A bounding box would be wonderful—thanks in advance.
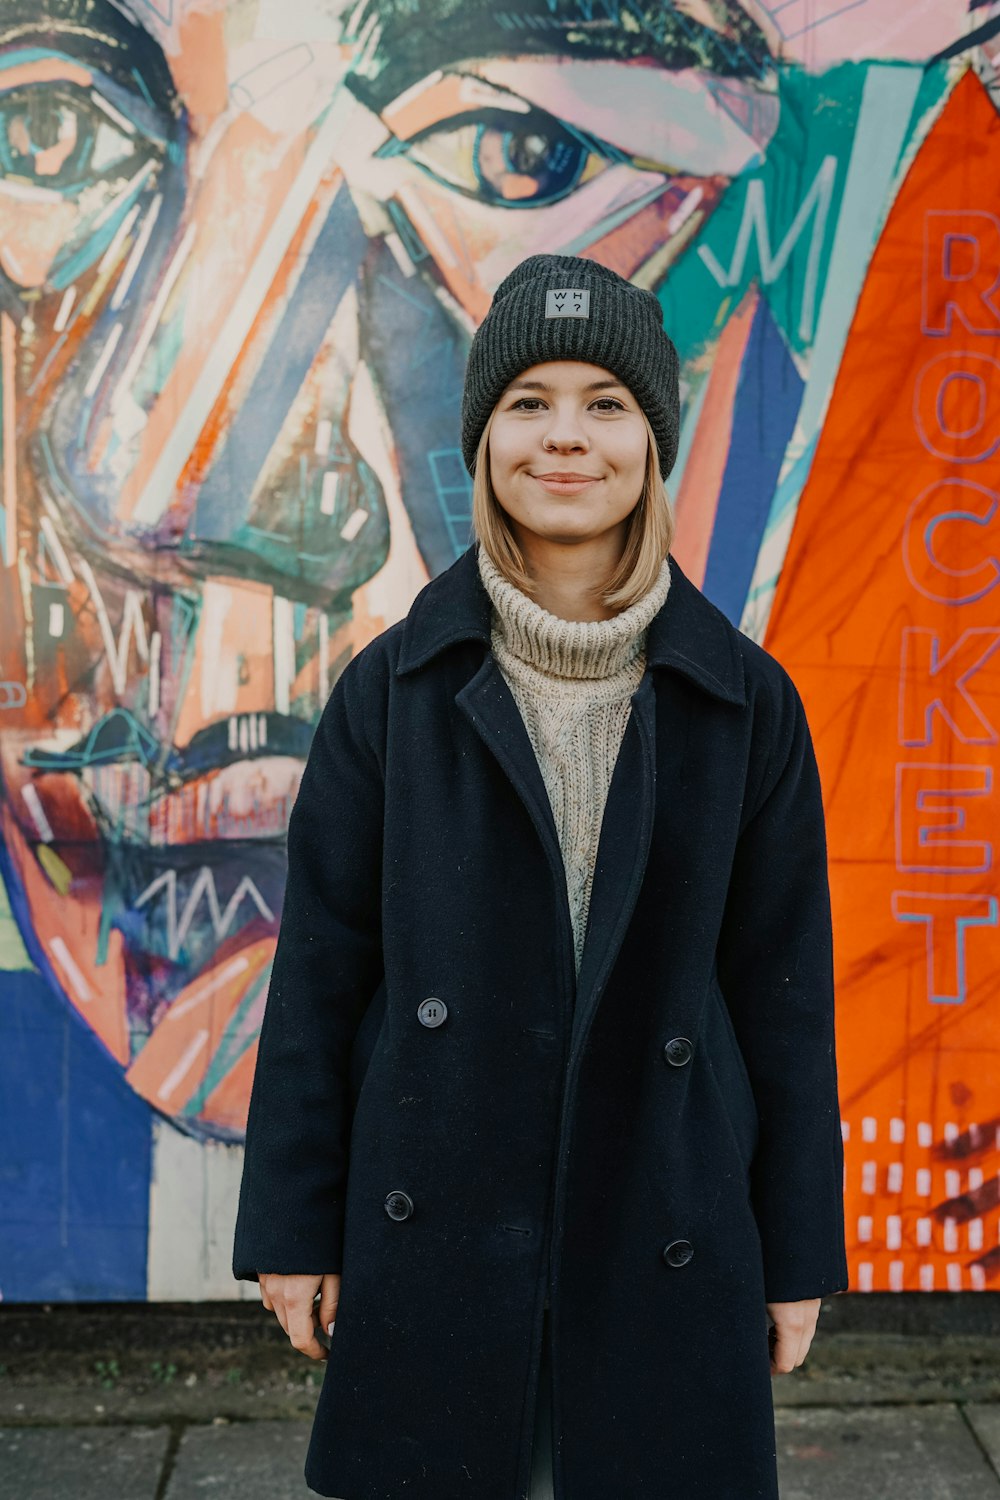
[477,544,671,977]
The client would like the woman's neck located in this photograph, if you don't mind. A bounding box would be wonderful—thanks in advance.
[478,545,672,681]
[510,530,627,621]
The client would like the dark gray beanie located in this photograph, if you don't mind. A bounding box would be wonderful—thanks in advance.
[460,253,680,479]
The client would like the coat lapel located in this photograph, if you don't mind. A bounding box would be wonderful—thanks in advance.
[455,655,578,1003]
[571,672,657,1054]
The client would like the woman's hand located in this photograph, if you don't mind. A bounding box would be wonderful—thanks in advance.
[259,1272,341,1361]
[765,1298,821,1375]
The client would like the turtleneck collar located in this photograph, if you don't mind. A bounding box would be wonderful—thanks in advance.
[477,543,672,681]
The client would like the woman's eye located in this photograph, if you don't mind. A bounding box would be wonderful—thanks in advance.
[510,398,624,412]
[384,105,610,208]
[0,82,157,192]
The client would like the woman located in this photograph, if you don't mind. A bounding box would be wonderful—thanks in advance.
[233,253,849,1500]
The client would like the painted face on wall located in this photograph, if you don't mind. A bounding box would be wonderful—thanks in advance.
[0,0,779,1140]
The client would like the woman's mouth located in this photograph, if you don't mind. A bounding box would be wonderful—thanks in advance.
[532,473,601,493]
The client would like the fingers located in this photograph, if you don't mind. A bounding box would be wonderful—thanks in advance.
[288,1292,328,1362]
[766,1298,821,1376]
[317,1272,341,1340]
[258,1273,329,1361]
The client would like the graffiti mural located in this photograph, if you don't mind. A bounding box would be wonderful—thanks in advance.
[0,0,996,1298]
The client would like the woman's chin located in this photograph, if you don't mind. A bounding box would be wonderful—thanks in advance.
[520,516,617,548]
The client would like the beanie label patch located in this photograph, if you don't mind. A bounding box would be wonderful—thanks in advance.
[544,288,590,319]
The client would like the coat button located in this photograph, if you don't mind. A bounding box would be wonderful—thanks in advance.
[384,1191,414,1221]
[662,1036,693,1066]
[417,997,448,1028]
[662,1239,694,1268]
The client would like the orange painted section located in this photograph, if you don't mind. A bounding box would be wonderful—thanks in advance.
[126,937,274,1116]
[765,70,1000,1293]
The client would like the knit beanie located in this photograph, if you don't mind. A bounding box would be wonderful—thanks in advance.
[460,253,680,479]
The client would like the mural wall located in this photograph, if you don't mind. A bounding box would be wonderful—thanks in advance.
[0,0,996,1300]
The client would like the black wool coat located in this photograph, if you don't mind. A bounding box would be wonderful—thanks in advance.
[232,542,849,1500]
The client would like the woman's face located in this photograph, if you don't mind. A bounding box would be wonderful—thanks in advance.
[487,360,650,550]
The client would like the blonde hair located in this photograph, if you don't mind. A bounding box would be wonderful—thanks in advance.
[470,405,675,611]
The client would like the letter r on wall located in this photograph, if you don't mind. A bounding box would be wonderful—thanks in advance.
[923,211,1000,337]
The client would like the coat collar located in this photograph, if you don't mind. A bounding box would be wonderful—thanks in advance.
[395,543,747,707]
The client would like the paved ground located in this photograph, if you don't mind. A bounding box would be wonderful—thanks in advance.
[1,1405,1000,1498]
[2,1299,999,1498]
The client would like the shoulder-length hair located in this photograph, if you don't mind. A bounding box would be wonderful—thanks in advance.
[470,405,675,611]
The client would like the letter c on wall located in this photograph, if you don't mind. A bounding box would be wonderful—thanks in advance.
[902,477,1000,604]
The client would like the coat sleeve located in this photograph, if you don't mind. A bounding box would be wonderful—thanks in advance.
[715,666,849,1304]
[232,645,385,1282]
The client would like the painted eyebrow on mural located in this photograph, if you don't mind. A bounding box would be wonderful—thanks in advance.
[344,0,775,114]
[0,0,179,121]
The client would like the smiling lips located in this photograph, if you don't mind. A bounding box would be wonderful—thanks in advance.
[532,471,601,492]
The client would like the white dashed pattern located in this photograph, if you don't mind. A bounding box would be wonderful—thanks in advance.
[842,1112,996,1291]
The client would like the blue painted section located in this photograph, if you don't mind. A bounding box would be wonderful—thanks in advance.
[192,185,370,540]
[0,968,152,1301]
[363,242,473,577]
[702,295,805,626]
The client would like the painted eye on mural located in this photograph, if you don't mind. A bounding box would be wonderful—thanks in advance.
[383,106,613,207]
[0,83,157,193]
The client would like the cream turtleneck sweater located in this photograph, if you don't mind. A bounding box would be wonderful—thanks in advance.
[477,544,672,978]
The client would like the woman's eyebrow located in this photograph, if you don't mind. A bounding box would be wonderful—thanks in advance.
[344,0,774,114]
[506,378,626,393]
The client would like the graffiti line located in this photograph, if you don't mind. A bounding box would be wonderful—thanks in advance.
[135,867,275,961]
[50,936,93,1003]
[169,954,251,1021]
[158,1027,210,1102]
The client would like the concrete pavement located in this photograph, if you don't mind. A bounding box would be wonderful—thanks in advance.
[2,1298,999,1498]
[2,1405,1000,1499]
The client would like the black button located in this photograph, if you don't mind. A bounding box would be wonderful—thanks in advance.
[662,1239,694,1268]
[417,997,448,1028]
[384,1191,414,1221]
[663,1036,693,1067]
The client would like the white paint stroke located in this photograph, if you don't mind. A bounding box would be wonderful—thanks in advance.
[314,417,332,457]
[97,201,141,277]
[272,595,295,717]
[340,506,367,541]
[91,92,137,135]
[76,557,149,696]
[50,936,92,1002]
[157,1027,210,1102]
[112,220,196,417]
[110,193,162,312]
[22,783,54,843]
[148,630,161,719]
[318,611,329,703]
[83,321,124,399]
[320,470,339,515]
[38,514,74,584]
[53,286,77,333]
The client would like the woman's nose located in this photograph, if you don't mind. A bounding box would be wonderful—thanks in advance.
[542,418,588,451]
